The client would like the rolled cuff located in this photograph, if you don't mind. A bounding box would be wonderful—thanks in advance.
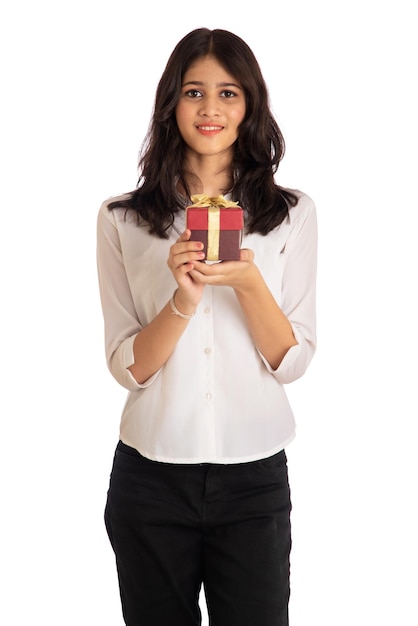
[258,326,315,384]
[109,334,161,391]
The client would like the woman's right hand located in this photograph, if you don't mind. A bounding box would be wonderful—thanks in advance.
[167,229,206,309]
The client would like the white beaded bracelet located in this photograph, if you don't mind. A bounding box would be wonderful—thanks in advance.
[169,290,196,320]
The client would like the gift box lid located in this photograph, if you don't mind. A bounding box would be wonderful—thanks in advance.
[186,206,243,230]
[186,194,243,231]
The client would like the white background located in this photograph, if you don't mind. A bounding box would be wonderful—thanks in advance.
[1,0,417,624]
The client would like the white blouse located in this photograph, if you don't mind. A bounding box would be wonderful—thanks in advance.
[96,190,317,464]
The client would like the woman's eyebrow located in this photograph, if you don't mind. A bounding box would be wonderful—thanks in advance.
[182,80,242,89]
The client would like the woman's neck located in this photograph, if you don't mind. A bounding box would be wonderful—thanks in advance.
[181,154,233,197]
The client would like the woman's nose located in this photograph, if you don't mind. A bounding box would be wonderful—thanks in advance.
[198,95,220,117]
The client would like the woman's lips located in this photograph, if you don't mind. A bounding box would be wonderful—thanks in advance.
[196,125,223,136]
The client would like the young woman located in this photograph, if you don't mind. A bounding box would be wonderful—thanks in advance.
[97,27,317,626]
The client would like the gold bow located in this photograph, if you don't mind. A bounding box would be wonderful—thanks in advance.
[189,194,239,208]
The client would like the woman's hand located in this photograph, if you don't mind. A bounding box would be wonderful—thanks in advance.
[167,229,206,310]
[188,247,260,293]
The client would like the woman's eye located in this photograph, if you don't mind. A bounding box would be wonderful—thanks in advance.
[185,89,203,98]
[221,90,236,98]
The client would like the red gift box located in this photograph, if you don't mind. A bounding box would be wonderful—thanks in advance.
[186,195,244,261]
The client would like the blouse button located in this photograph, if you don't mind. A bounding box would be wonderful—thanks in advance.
[204,347,211,355]
[204,306,211,314]
[205,393,212,401]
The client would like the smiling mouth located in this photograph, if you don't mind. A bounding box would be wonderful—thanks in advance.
[196,125,223,135]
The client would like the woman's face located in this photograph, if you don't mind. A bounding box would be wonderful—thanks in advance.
[175,55,246,163]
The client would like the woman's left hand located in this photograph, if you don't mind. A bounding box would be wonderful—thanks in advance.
[189,248,259,292]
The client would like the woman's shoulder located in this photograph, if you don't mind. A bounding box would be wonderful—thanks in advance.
[98,191,137,223]
[100,190,135,210]
[284,187,317,224]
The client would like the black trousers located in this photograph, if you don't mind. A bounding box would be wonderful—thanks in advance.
[105,441,292,626]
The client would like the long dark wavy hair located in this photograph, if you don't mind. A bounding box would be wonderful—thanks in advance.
[108,28,298,237]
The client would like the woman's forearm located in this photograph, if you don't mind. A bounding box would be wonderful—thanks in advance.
[128,292,195,384]
[234,270,297,370]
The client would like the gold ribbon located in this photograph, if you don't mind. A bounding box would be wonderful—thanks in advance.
[189,195,239,261]
[207,207,220,261]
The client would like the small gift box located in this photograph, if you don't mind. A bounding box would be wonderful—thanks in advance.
[186,195,244,261]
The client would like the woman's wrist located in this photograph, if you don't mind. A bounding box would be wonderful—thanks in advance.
[169,289,196,320]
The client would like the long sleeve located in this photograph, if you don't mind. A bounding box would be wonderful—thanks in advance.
[267,193,317,382]
[96,201,159,390]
